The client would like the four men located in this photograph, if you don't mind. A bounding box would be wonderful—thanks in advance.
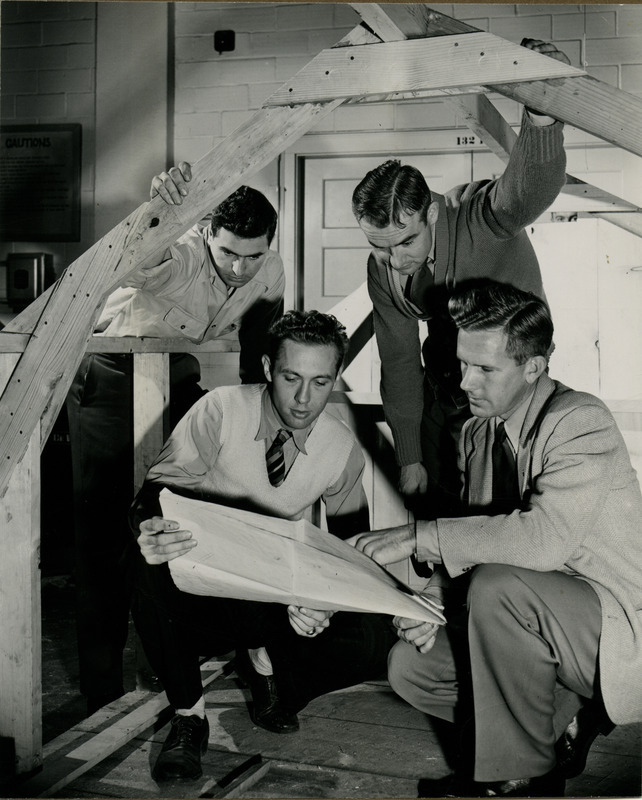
[58,33,638,796]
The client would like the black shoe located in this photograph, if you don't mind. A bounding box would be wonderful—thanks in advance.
[483,770,566,797]
[249,673,299,734]
[234,650,299,734]
[152,714,209,782]
[555,700,615,779]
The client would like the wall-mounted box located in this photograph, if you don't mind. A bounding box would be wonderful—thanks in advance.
[6,252,54,310]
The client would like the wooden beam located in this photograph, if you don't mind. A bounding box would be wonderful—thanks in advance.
[132,353,169,493]
[0,356,42,776]
[0,334,241,356]
[369,4,642,159]
[450,93,641,224]
[265,33,583,107]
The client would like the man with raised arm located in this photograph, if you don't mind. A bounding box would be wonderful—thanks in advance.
[351,40,570,521]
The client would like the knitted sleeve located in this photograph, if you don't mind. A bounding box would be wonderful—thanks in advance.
[477,110,566,238]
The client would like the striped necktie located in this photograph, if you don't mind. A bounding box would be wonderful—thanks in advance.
[491,421,520,512]
[266,429,291,487]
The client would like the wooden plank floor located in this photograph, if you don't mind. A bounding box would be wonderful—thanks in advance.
[13,664,641,799]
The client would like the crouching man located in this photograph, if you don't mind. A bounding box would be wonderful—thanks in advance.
[350,281,642,797]
[129,309,395,781]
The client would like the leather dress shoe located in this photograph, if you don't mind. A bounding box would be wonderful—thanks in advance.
[249,672,299,734]
[234,650,299,734]
[555,700,615,779]
[152,713,209,781]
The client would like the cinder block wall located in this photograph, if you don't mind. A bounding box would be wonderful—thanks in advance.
[173,2,642,162]
[0,1,97,278]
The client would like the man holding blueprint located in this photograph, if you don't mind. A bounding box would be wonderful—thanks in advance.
[128,310,439,782]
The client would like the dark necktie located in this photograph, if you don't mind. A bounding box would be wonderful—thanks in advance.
[491,421,521,512]
[266,429,291,487]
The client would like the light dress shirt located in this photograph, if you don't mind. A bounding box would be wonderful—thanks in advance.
[147,384,368,532]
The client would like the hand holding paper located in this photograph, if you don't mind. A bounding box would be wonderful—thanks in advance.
[159,488,445,626]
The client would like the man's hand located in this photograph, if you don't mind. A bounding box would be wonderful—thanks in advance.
[138,516,197,564]
[393,615,440,654]
[520,38,571,109]
[287,605,334,638]
[520,38,571,67]
[399,462,428,497]
[347,524,416,566]
[150,161,192,204]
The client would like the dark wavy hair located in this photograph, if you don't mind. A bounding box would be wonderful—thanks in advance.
[352,160,432,228]
[267,310,349,375]
[210,186,277,244]
[448,280,554,364]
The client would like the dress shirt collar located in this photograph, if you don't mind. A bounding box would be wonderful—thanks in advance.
[498,389,535,453]
[256,384,310,454]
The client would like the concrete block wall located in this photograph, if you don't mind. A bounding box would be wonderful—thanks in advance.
[0,1,97,279]
[173,2,642,160]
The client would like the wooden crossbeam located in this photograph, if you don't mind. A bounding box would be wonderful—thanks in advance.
[265,32,583,106]
[370,4,642,159]
[355,5,641,230]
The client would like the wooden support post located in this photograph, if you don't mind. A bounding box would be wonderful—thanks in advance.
[0,356,42,776]
[132,352,169,493]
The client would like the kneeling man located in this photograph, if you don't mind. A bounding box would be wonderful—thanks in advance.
[351,281,642,797]
[130,310,394,782]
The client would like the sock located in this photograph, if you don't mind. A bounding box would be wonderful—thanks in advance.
[248,646,273,676]
[176,695,205,719]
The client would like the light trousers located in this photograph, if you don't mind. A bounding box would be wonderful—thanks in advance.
[388,564,602,782]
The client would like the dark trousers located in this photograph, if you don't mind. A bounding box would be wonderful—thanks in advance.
[131,552,397,713]
[66,352,204,699]
[388,564,602,782]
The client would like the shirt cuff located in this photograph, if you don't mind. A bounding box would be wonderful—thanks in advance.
[415,519,440,563]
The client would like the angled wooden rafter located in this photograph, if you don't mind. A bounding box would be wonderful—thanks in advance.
[351,4,642,230]
[362,4,642,159]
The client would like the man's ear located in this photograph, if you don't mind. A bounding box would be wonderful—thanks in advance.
[426,201,439,226]
[524,355,547,384]
[261,354,272,383]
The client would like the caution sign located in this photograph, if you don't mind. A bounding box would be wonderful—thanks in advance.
[0,124,81,242]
